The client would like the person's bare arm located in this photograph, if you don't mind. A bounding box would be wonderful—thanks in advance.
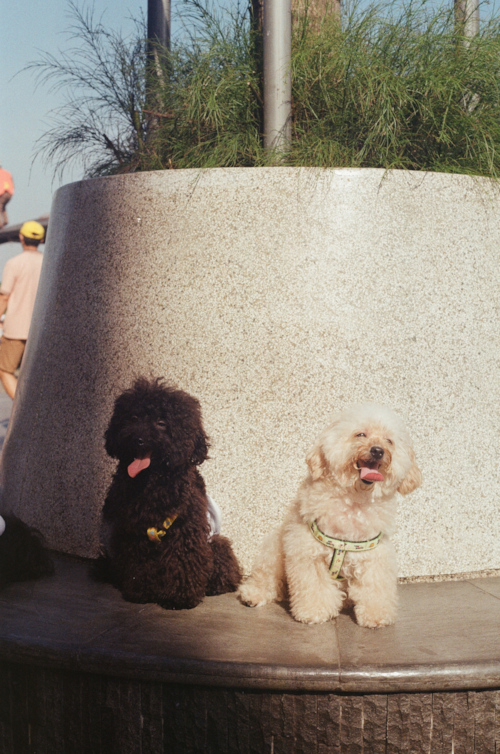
[0,293,9,319]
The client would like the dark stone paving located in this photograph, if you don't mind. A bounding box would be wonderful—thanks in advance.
[1,554,500,693]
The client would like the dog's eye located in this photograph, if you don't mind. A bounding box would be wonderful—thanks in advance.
[156,420,167,429]
[355,433,366,438]
[386,438,393,445]
[131,415,138,421]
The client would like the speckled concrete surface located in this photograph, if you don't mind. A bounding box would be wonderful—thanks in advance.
[1,167,500,577]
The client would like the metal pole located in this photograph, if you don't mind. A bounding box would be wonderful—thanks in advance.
[148,0,170,53]
[455,0,479,40]
[263,0,292,152]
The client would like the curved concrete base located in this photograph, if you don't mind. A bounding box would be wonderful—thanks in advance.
[1,167,500,577]
[1,557,500,752]
[4,662,499,754]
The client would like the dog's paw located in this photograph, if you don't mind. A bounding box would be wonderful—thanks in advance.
[289,582,344,624]
[238,580,269,608]
[354,604,396,629]
[291,605,340,625]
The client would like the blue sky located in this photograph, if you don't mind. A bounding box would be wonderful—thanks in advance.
[0,0,145,265]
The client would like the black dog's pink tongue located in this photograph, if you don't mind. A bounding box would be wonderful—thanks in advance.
[128,456,151,478]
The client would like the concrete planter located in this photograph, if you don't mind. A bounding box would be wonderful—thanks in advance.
[1,167,499,578]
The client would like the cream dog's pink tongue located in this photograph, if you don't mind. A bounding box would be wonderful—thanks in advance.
[128,456,151,478]
[360,466,384,482]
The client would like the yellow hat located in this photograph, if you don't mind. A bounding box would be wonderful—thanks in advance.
[20,221,45,241]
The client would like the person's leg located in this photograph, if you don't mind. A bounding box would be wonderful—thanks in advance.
[0,370,17,399]
[0,338,25,399]
[0,193,12,228]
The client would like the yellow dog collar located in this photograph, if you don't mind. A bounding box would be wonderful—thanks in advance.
[309,520,382,580]
[147,513,179,542]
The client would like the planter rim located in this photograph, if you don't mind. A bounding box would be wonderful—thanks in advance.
[56,165,500,195]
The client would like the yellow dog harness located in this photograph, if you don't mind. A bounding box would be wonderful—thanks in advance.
[309,520,382,580]
[147,513,179,542]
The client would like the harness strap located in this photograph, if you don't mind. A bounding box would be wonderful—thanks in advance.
[147,513,179,542]
[309,520,382,580]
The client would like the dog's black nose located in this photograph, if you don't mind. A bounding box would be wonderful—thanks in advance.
[370,446,384,460]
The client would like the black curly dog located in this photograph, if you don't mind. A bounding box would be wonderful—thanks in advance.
[95,377,242,609]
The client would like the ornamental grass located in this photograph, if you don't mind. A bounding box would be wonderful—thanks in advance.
[32,0,500,178]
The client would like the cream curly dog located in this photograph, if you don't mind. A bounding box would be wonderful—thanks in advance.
[239,403,422,628]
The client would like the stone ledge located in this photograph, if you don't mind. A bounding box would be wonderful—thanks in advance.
[1,554,500,694]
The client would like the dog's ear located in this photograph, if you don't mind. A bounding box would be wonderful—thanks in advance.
[306,443,327,481]
[104,414,121,459]
[190,432,209,465]
[398,449,422,495]
[104,426,119,458]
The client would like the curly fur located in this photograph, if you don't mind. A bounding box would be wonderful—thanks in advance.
[238,403,422,628]
[0,515,54,590]
[96,377,241,609]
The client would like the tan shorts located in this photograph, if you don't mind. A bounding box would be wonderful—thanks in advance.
[0,336,26,374]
